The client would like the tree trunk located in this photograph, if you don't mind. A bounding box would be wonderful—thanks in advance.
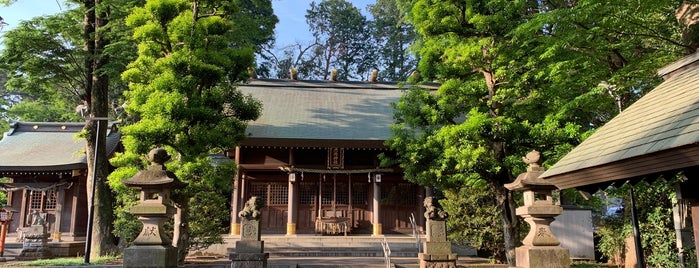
[676,2,699,54]
[82,0,94,103]
[480,46,519,265]
[173,200,190,264]
[84,0,116,258]
[494,183,519,266]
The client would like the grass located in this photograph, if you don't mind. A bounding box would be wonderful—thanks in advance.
[13,255,121,266]
[571,261,619,268]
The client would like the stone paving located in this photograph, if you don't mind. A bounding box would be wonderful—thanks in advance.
[0,255,504,268]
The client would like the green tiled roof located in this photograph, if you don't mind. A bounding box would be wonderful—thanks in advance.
[238,79,437,142]
[540,56,699,189]
[0,122,121,172]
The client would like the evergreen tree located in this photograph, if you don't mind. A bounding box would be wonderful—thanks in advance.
[113,0,272,262]
[306,0,373,80]
[389,0,687,265]
[368,0,417,81]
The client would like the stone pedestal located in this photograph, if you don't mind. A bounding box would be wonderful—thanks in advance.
[18,225,52,260]
[516,246,571,268]
[418,253,458,268]
[236,240,264,253]
[419,218,456,268]
[230,198,268,268]
[229,253,269,268]
[241,219,261,241]
[123,245,178,268]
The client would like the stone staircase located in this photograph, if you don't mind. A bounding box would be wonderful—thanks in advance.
[199,234,477,268]
[261,235,422,258]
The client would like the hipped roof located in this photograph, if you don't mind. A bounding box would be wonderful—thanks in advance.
[237,79,438,148]
[0,121,121,173]
[540,54,699,190]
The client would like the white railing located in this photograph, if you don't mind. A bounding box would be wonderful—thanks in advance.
[381,237,391,268]
[409,213,422,252]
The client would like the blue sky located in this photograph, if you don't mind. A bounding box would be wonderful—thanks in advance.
[1,0,375,46]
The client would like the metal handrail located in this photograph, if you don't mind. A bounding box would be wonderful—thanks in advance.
[381,237,391,268]
[409,213,422,252]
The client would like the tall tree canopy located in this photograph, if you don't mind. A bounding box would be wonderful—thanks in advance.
[0,1,141,257]
[0,8,86,122]
[258,0,417,81]
[368,0,417,81]
[388,0,686,265]
[111,0,273,261]
[305,0,373,80]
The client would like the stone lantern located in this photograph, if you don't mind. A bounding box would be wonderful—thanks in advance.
[504,151,570,268]
[122,148,186,268]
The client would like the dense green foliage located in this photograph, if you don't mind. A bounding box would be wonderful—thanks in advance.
[110,0,272,260]
[388,0,687,265]
[598,179,697,267]
[441,185,504,260]
[0,7,85,122]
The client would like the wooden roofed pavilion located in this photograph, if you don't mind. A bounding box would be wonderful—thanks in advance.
[539,52,699,265]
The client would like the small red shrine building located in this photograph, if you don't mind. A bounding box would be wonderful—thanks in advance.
[229,79,438,236]
[0,122,121,243]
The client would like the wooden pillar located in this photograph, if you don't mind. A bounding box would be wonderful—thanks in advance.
[318,175,323,218]
[332,175,337,216]
[19,190,28,228]
[679,172,699,268]
[67,170,81,238]
[230,146,242,236]
[690,202,699,268]
[348,175,353,227]
[286,174,298,236]
[52,187,65,241]
[372,179,381,236]
[69,187,77,236]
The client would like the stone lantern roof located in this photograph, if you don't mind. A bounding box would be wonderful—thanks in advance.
[505,151,557,192]
[121,148,186,189]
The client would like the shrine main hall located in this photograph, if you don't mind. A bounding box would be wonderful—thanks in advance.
[228,79,438,236]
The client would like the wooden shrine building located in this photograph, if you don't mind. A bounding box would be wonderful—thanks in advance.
[228,79,438,236]
[0,122,121,243]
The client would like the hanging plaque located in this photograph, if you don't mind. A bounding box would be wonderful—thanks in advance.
[327,148,344,169]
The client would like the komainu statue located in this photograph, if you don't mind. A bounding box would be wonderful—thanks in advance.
[238,196,265,220]
[423,196,448,220]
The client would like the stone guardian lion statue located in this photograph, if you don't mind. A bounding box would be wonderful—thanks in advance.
[238,196,265,220]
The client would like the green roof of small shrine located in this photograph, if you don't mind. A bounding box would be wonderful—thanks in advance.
[540,54,699,190]
[0,122,121,173]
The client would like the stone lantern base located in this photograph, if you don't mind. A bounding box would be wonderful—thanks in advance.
[229,252,269,268]
[17,225,53,260]
[123,245,178,268]
[418,253,457,268]
[515,245,571,268]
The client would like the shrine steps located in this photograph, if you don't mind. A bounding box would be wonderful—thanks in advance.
[203,234,476,257]
[267,246,417,258]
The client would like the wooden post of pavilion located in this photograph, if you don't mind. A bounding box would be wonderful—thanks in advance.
[332,174,336,217]
[348,174,352,228]
[52,187,65,241]
[230,146,242,236]
[372,174,381,237]
[286,172,297,236]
